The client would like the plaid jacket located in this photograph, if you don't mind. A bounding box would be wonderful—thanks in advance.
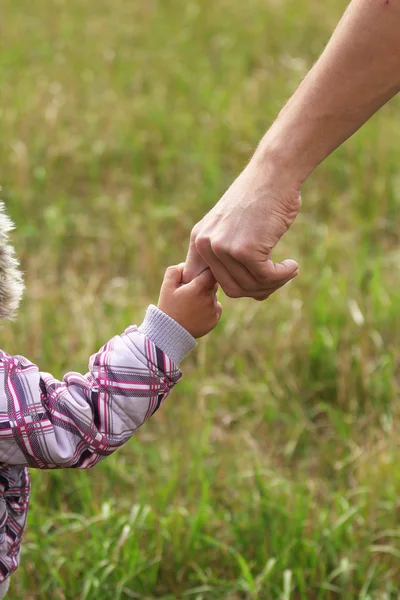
[0,307,196,583]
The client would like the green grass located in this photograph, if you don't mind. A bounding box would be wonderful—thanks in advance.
[1,0,400,597]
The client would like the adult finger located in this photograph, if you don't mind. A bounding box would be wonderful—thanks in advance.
[190,267,218,291]
[240,255,299,285]
[194,235,246,297]
[196,234,298,297]
[202,243,297,298]
[251,271,298,300]
[182,239,208,284]
[212,246,262,294]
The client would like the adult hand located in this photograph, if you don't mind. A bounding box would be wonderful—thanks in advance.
[183,0,400,300]
[183,157,301,300]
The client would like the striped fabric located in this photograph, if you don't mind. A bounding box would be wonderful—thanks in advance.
[0,324,182,582]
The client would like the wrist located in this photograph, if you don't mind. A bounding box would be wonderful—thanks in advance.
[138,305,197,365]
[252,132,310,190]
[252,101,326,189]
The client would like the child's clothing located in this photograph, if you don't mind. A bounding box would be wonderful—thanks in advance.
[0,578,9,598]
[0,304,196,593]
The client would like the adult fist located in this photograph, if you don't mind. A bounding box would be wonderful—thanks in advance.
[183,158,301,300]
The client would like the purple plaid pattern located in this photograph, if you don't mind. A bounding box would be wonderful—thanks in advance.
[0,325,182,582]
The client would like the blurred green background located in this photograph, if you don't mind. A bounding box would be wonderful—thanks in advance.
[1,0,400,598]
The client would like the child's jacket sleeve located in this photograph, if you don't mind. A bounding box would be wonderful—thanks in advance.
[0,305,196,468]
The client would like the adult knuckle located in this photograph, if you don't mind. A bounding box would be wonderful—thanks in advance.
[230,243,250,262]
[190,224,201,243]
[194,233,211,254]
[210,238,226,256]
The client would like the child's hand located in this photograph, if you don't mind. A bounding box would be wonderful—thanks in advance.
[158,264,222,338]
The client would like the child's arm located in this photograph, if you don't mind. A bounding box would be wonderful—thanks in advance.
[0,265,221,469]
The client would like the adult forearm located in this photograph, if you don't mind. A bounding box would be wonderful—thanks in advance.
[256,0,400,186]
[184,0,400,298]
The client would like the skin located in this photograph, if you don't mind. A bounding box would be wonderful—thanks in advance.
[158,264,222,338]
[183,0,400,300]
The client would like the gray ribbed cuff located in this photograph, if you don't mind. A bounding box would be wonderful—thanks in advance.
[138,305,197,365]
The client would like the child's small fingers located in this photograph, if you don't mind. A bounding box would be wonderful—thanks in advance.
[162,265,184,289]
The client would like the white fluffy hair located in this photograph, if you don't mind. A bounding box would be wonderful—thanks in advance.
[0,202,24,321]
